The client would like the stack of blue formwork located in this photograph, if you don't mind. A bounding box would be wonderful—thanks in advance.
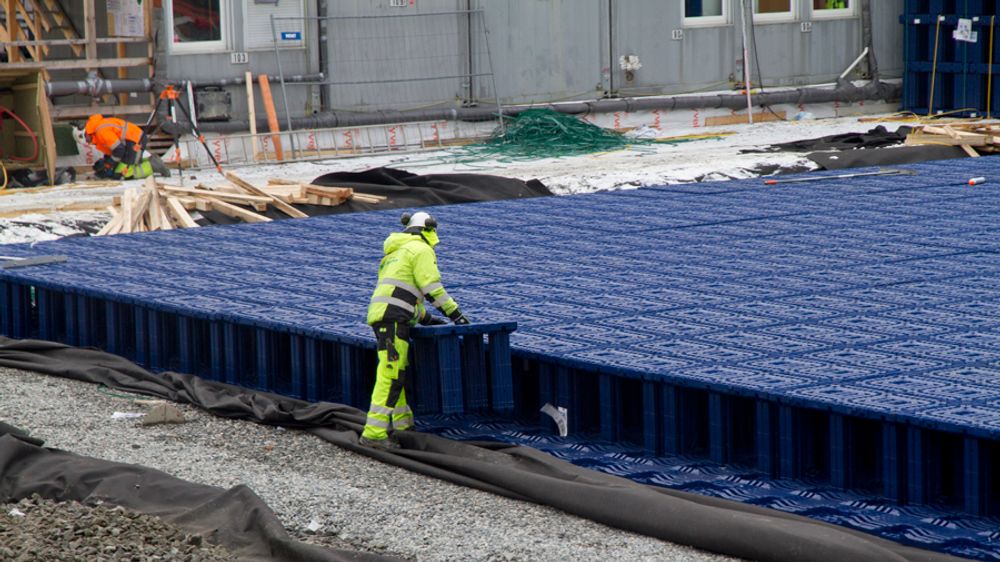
[902,0,1000,116]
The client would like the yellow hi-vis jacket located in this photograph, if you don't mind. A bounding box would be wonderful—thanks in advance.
[367,230,460,326]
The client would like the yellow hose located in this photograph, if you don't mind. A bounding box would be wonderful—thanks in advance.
[928,15,943,117]
[989,16,995,118]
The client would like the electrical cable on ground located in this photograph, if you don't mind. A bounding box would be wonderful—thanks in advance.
[97,384,158,401]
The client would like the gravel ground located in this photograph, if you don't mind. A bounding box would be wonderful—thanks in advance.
[1,494,237,561]
[0,366,737,562]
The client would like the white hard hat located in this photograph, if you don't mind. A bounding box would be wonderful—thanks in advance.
[401,211,437,230]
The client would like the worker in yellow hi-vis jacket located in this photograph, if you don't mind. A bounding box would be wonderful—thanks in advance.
[361,211,469,449]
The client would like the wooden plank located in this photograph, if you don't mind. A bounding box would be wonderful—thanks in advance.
[116,42,128,105]
[128,189,152,233]
[6,0,20,62]
[15,0,45,59]
[83,0,97,61]
[159,185,272,204]
[120,188,134,234]
[224,172,307,218]
[0,37,148,47]
[158,204,174,230]
[35,72,57,185]
[0,57,150,70]
[246,71,259,161]
[905,135,989,147]
[257,74,284,160]
[705,111,786,127]
[267,178,299,185]
[165,197,199,228]
[351,194,383,204]
[961,144,981,158]
[96,206,122,236]
[304,185,353,201]
[209,199,272,223]
[352,191,387,201]
[26,0,52,32]
[148,194,162,230]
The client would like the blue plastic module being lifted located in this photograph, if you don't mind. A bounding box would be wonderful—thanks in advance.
[3,157,1000,530]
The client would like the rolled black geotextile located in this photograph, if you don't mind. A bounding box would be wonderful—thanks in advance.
[0,337,962,562]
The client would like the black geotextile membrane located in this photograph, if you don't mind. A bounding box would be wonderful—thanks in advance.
[204,167,552,225]
[0,435,392,562]
[0,337,962,562]
[308,167,553,212]
[808,145,969,170]
[742,126,912,154]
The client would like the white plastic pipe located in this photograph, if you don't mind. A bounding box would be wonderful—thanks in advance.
[740,0,754,124]
[839,46,871,81]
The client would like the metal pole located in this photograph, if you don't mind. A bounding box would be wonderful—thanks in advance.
[740,0,754,124]
[271,15,298,158]
[478,4,504,132]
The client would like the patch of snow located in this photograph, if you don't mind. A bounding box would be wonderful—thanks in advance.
[0,115,914,245]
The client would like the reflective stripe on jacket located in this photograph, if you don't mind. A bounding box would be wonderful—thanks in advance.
[367,231,459,325]
[91,117,145,163]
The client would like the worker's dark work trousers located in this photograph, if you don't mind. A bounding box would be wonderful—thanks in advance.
[362,322,414,440]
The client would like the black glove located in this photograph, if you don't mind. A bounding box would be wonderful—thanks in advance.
[421,314,449,326]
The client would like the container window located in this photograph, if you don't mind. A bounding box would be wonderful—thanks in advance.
[812,0,857,19]
[753,0,796,22]
[683,0,728,26]
[166,0,227,53]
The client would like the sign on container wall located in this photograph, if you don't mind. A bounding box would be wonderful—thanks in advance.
[107,0,145,38]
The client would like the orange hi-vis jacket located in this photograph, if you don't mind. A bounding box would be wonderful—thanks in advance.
[84,114,146,165]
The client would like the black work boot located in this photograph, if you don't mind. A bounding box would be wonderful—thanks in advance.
[148,153,171,177]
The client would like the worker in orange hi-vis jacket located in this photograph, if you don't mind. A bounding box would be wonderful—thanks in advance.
[83,114,170,180]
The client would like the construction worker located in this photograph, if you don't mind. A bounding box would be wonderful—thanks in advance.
[361,211,470,449]
[824,0,846,8]
[84,114,170,180]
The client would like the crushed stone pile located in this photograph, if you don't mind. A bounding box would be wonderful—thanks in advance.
[0,494,237,562]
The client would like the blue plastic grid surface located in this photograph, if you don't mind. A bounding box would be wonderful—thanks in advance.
[417,413,1000,561]
[5,159,1000,438]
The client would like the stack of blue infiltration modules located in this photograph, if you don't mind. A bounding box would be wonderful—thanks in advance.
[3,158,1000,536]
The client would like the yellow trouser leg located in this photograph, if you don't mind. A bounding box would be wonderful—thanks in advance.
[362,324,410,440]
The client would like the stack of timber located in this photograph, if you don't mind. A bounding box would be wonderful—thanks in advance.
[903,123,1000,157]
[96,173,382,236]
[264,178,386,205]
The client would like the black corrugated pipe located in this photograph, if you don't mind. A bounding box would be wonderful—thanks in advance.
[166,79,900,135]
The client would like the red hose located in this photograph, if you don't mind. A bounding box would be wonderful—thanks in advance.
[0,106,40,162]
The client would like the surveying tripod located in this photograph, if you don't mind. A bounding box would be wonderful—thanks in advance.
[142,85,225,183]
